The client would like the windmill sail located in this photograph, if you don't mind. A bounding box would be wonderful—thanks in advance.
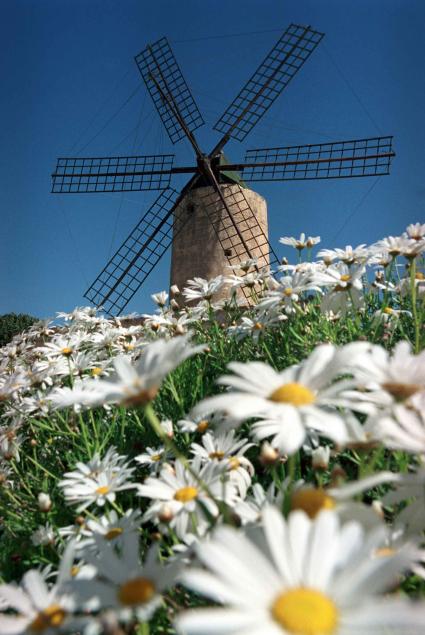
[213,24,324,143]
[239,136,394,181]
[51,155,175,193]
[84,189,183,315]
[135,37,204,145]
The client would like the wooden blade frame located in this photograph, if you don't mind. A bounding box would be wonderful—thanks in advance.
[238,136,395,181]
[213,24,324,143]
[135,37,204,145]
[83,189,184,315]
[52,155,175,193]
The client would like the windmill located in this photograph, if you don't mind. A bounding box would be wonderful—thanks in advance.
[51,24,395,315]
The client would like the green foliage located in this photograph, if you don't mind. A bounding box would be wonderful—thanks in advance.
[0,312,38,347]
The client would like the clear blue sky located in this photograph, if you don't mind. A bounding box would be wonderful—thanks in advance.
[1,0,423,319]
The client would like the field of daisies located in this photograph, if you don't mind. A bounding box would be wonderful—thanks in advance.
[1,222,425,635]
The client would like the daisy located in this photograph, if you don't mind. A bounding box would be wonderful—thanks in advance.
[371,235,417,258]
[190,430,254,497]
[317,244,370,265]
[371,306,412,331]
[405,222,425,240]
[138,458,239,539]
[0,543,86,635]
[77,509,142,552]
[192,345,367,454]
[73,533,180,623]
[340,340,425,407]
[176,507,425,635]
[365,391,425,455]
[135,445,171,473]
[317,263,365,317]
[234,482,284,525]
[151,291,168,307]
[279,233,320,251]
[31,523,56,547]
[183,276,224,303]
[51,335,205,409]
[258,271,321,315]
[59,447,137,512]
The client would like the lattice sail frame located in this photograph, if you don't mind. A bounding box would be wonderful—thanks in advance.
[214,24,324,142]
[241,136,394,181]
[84,189,184,315]
[52,155,174,193]
[135,37,204,145]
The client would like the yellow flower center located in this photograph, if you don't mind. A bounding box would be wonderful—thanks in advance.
[105,527,124,540]
[374,546,396,558]
[228,456,241,470]
[271,587,338,635]
[209,451,225,459]
[91,367,103,376]
[30,605,67,632]
[291,488,336,519]
[174,486,198,502]
[340,274,351,282]
[197,420,209,433]
[70,565,80,577]
[61,347,73,356]
[96,485,110,495]
[253,322,263,330]
[416,272,424,280]
[284,287,293,297]
[151,453,162,462]
[383,307,394,315]
[118,577,156,606]
[269,382,315,406]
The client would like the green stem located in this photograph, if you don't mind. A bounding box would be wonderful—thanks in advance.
[410,258,420,352]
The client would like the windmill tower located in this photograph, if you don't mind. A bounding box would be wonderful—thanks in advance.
[52,25,395,315]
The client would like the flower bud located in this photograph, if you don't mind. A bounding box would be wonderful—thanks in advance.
[259,442,279,466]
[158,504,174,523]
[170,285,180,296]
[311,446,330,471]
[38,492,52,512]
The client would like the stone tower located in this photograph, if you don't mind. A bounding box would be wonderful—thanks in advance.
[170,183,269,303]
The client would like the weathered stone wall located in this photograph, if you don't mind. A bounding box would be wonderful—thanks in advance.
[170,184,269,303]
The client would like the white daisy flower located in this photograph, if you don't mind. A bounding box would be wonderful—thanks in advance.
[183,276,224,303]
[59,447,137,512]
[50,335,205,409]
[138,458,239,539]
[365,391,425,455]
[234,482,285,525]
[317,244,370,265]
[73,533,180,623]
[135,446,171,474]
[317,263,365,317]
[0,543,87,635]
[192,345,365,454]
[190,430,254,498]
[31,523,56,547]
[279,233,320,250]
[176,507,425,635]
[75,509,142,553]
[340,340,425,407]
[151,291,168,307]
[405,222,425,240]
[258,271,321,315]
